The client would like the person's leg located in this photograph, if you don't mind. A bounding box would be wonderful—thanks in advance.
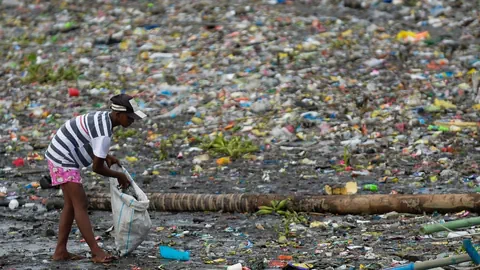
[52,185,75,260]
[49,162,82,261]
[61,182,114,262]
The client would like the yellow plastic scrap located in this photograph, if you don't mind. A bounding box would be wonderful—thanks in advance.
[325,181,358,195]
[147,133,158,141]
[396,30,416,40]
[310,221,328,229]
[119,40,131,51]
[296,132,306,140]
[191,117,203,125]
[371,110,381,118]
[126,156,138,163]
[434,121,477,129]
[396,30,430,42]
[341,29,352,37]
[140,52,149,60]
[251,129,267,137]
[378,33,391,40]
[473,104,480,111]
[290,263,313,269]
[433,98,456,109]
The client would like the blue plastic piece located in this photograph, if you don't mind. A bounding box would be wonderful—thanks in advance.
[160,90,172,96]
[383,263,414,270]
[463,239,480,265]
[144,24,160,30]
[159,246,190,261]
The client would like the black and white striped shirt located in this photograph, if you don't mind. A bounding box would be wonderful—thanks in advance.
[45,111,113,168]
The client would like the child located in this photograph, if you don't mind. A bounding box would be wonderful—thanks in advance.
[45,94,147,263]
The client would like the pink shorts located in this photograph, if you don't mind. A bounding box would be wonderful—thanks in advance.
[47,160,83,186]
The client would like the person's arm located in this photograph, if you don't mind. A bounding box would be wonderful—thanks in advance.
[105,154,121,168]
[92,156,130,188]
[92,156,122,178]
[91,136,130,188]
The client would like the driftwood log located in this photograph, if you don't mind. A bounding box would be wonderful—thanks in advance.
[39,193,480,215]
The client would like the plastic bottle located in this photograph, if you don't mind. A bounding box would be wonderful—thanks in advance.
[363,184,378,192]
[428,125,450,132]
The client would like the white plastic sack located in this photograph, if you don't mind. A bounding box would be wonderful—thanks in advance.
[109,165,152,256]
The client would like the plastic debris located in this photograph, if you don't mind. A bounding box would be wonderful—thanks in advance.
[159,246,190,261]
[1,0,480,268]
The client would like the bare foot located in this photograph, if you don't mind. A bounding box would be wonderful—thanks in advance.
[91,249,116,264]
[52,251,84,261]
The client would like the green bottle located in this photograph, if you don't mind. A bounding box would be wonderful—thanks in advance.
[363,184,378,192]
[438,126,449,132]
[428,125,449,132]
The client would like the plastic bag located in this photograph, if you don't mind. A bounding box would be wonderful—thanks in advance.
[109,165,152,256]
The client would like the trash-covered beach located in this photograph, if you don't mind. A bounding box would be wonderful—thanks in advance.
[2,0,480,269]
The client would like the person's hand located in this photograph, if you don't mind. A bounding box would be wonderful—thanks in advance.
[117,173,130,189]
[106,155,121,168]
